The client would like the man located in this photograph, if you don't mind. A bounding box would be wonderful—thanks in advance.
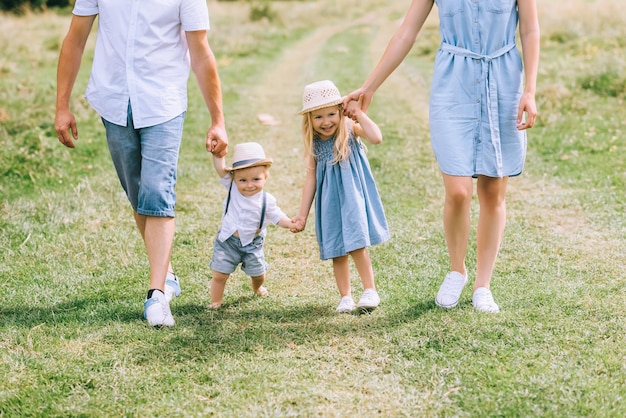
[55,0,228,327]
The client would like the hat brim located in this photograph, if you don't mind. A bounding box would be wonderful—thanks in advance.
[226,158,273,171]
[299,98,344,115]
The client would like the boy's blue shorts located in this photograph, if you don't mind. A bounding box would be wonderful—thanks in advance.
[210,234,268,277]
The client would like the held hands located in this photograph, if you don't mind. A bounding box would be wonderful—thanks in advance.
[206,124,229,157]
[342,88,373,120]
[344,95,365,122]
[290,215,306,233]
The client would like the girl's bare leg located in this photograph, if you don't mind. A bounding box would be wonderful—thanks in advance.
[349,248,375,290]
[332,255,351,297]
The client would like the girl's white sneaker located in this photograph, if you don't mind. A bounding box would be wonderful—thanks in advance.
[357,289,380,311]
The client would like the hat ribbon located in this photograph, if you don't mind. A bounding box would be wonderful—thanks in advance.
[232,158,262,168]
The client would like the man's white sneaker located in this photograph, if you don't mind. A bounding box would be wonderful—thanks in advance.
[357,288,380,312]
[435,271,468,308]
[472,287,500,313]
[164,272,181,303]
[143,290,175,327]
[336,296,355,313]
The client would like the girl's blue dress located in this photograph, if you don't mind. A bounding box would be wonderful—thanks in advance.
[313,130,390,260]
[430,0,526,178]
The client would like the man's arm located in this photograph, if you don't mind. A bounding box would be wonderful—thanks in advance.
[55,14,97,148]
[186,30,228,157]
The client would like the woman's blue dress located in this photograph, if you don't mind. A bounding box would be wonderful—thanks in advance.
[313,131,390,260]
[430,0,527,178]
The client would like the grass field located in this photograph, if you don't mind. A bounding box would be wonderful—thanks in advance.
[1,0,625,416]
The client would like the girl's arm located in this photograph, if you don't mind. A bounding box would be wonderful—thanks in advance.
[346,97,383,145]
[212,154,229,178]
[292,155,317,232]
[343,0,434,113]
[517,0,540,130]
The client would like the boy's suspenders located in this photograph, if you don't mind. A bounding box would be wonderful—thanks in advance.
[224,181,266,232]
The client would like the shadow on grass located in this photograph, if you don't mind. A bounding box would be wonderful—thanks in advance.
[0,293,439,356]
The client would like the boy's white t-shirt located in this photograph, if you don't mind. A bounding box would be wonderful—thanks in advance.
[217,173,287,246]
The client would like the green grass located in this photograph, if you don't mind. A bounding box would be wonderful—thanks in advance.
[1,1,625,416]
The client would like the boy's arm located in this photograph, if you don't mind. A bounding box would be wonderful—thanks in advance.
[212,154,229,178]
[275,216,295,229]
[346,96,383,145]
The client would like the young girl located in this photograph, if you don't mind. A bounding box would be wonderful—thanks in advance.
[292,80,390,313]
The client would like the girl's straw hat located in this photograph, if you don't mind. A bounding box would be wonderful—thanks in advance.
[227,142,273,171]
[299,80,343,114]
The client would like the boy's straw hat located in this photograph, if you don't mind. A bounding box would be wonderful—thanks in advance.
[227,142,273,171]
[299,80,343,114]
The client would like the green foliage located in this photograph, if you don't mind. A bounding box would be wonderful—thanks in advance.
[580,71,626,98]
[249,1,277,22]
[0,0,70,13]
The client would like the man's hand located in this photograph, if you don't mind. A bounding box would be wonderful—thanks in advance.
[55,108,78,148]
[206,124,228,157]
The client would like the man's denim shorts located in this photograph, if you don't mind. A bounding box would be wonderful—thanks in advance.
[210,234,268,277]
[102,104,185,217]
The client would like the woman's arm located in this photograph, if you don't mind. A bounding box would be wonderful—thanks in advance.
[343,0,435,113]
[517,0,540,130]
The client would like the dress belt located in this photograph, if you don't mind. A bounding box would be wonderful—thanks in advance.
[440,42,516,177]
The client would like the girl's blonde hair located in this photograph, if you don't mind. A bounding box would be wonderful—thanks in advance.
[301,104,350,165]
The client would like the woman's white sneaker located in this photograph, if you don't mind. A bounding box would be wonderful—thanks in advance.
[336,296,355,313]
[472,287,500,313]
[435,271,468,308]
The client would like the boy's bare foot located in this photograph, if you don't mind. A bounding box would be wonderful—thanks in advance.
[254,286,269,297]
[208,302,222,310]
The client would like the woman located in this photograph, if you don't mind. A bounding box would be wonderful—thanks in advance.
[343,0,540,313]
